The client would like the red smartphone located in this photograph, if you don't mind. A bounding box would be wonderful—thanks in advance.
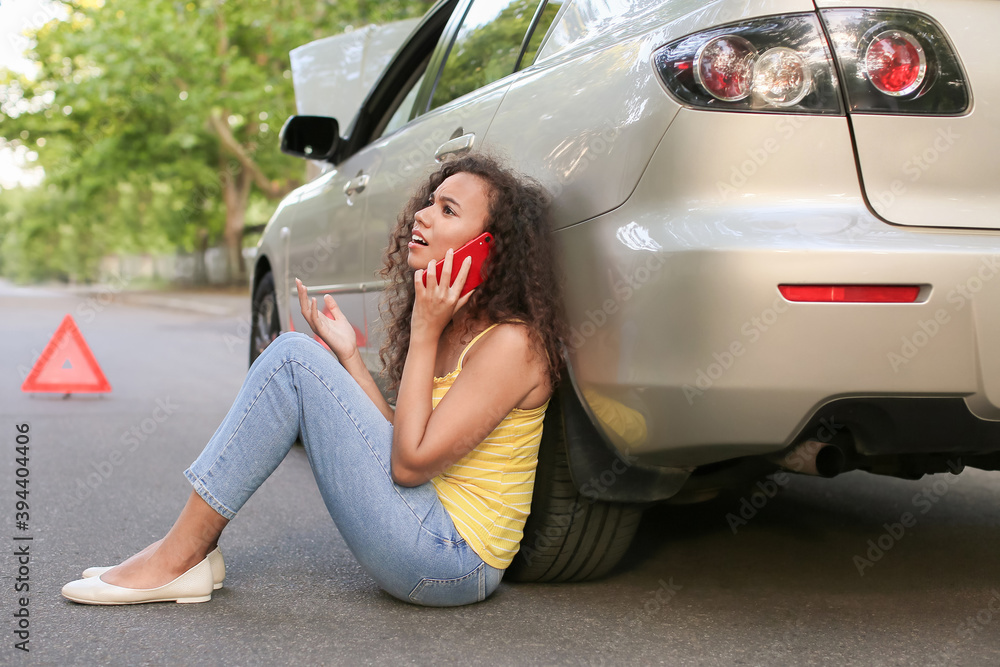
[421,232,493,296]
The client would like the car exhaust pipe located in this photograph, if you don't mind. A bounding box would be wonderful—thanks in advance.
[771,440,847,478]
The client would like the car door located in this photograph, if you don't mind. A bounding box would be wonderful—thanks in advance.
[357,0,553,372]
[283,160,370,344]
[284,19,426,341]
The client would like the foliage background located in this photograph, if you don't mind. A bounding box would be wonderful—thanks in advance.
[0,0,433,284]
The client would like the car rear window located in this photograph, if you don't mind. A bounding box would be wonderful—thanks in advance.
[429,0,545,110]
[518,0,563,70]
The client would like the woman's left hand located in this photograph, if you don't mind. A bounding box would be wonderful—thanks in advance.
[411,249,473,342]
[296,278,358,363]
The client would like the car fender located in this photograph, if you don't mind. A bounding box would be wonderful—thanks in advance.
[558,370,690,503]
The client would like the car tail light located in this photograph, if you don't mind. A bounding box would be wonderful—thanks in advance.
[778,285,922,303]
[819,9,969,114]
[695,36,756,102]
[753,47,812,107]
[653,10,969,117]
[653,14,843,114]
[864,30,925,96]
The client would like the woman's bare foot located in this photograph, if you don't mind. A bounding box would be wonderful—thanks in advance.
[99,539,208,589]
[98,491,228,589]
[114,538,163,565]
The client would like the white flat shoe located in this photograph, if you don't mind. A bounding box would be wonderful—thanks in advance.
[82,546,226,590]
[62,556,214,605]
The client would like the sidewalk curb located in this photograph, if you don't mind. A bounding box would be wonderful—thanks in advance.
[114,293,241,317]
[76,288,247,318]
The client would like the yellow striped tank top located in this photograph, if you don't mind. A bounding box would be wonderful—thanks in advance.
[430,323,549,569]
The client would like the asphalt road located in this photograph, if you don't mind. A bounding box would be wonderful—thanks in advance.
[1,282,999,666]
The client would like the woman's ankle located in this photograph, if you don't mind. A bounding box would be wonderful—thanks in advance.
[154,536,211,572]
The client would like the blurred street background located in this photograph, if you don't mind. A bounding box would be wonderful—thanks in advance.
[1,0,434,289]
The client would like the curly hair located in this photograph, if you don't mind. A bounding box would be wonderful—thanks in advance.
[378,153,566,393]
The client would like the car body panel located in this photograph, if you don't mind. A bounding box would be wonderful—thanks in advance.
[490,0,822,230]
[555,106,1000,467]
[537,0,816,65]
[255,191,298,334]
[815,0,1000,230]
[486,34,678,231]
[281,151,373,345]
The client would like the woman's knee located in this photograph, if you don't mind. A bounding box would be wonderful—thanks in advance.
[271,331,323,358]
[254,331,321,367]
[267,331,348,376]
[277,331,312,344]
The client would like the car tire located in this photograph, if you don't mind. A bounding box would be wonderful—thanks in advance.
[250,272,281,366]
[507,395,644,582]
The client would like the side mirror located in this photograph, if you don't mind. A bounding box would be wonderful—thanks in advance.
[279,116,341,161]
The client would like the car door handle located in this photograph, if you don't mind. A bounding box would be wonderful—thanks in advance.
[343,174,369,197]
[434,134,475,162]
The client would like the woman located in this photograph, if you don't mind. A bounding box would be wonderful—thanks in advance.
[61,153,565,607]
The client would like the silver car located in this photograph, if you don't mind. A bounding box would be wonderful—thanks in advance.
[250,0,1000,581]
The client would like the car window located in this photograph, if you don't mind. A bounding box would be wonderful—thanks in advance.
[517,0,563,70]
[429,0,544,111]
[373,62,429,140]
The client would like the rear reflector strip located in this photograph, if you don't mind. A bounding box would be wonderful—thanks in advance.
[779,285,921,303]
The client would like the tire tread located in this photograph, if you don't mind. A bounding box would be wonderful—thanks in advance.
[508,397,643,583]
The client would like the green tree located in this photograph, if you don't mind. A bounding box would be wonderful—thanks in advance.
[0,0,432,284]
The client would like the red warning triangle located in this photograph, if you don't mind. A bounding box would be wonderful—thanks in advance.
[21,314,111,394]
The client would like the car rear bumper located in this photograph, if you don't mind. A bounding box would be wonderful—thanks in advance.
[556,110,1000,469]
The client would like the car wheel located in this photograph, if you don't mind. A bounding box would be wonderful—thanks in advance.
[250,272,280,366]
[507,395,644,582]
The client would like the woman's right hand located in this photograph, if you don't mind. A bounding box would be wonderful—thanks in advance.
[411,250,473,343]
[296,278,358,362]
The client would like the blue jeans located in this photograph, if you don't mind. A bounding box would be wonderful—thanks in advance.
[183,332,504,606]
